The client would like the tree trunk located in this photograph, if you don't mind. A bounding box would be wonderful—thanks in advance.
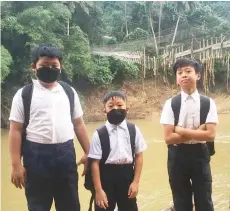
[67,19,70,36]
[125,2,128,36]
[171,15,180,46]
[158,2,163,45]
[149,9,158,56]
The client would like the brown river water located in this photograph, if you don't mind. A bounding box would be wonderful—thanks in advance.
[1,114,230,211]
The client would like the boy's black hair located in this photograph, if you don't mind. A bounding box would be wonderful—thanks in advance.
[31,44,62,64]
[103,91,127,104]
[173,58,202,75]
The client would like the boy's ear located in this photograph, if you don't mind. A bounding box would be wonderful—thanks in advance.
[31,63,36,72]
[197,72,201,80]
[126,107,130,113]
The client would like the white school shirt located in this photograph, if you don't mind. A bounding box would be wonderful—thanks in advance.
[88,120,147,164]
[9,79,83,144]
[160,90,218,144]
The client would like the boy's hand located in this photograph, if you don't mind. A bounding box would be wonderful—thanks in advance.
[77,154,88,176]
[95,189,109,209]
[11,164,26,189]
[128,181,139,198]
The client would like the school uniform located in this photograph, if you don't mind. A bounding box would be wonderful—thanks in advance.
[160,90,218,211]
[88,120,147,211]
[9,79,83,211]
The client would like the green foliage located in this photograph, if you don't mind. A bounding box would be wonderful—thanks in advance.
[63,26,92,79]
[108,57,140,84]
[17,3,71,46]
[102,36,117,45]
[1,46,13,83]
[213,59,229,84]
[124,28,149,42]
[1,1,230,87]
[88,56,113,85]
[87,55,140,85]
[187,5,230,36]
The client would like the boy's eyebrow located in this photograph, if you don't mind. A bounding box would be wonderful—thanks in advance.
[40,62,59,65]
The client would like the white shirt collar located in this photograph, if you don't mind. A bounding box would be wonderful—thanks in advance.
[181,89,199,103]
[105,119,127,132]
[32,79,62,92]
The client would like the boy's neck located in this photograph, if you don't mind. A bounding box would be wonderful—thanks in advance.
[39,80,58,89]
[181,87,197,95]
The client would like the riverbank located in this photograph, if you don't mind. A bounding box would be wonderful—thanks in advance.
[1,80,229,128]
[83,80,230,122]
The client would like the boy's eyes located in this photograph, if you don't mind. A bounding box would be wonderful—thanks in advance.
[108,104,123,108]
[178,70,191,75]
[40,64,58,68]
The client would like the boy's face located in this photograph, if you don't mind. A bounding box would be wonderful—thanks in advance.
[31,56,61,85]
[176,66,200,89]
[104,97,127,113]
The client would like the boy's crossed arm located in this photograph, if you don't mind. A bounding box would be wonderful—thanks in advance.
[175,123,216,142]
[163,123,216,145]
[163,125,188,145]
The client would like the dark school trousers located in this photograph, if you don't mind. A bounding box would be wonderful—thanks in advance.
[23,139,80,211]
[167,143,214,211]
[95,164,138,211]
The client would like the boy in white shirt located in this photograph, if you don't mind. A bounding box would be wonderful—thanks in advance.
[160,58,218,211]
[9,44,90,211]
[88,91,147,211]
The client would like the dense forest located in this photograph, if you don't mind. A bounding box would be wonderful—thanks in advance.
[1,1,230,127]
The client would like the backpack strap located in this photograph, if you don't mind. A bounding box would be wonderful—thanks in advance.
[200,95,215,156]
[200,95,210,124]
[127,122,136,163]
[21,83,34,155]
[171,94,181,126]
[21,84,34,130]
[59,81,75,121]
[96,125,110,164]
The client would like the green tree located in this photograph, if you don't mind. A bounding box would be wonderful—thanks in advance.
[171,1,197,46]
[1,46,13,83]
[63,26,92,80]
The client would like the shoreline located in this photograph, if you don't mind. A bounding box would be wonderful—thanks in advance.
[83,80,230,122]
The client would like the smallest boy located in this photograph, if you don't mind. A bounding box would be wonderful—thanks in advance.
[88,91,147,211]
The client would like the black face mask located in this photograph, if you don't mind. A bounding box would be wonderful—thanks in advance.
[36,67,60,83]
[107,109,127,125]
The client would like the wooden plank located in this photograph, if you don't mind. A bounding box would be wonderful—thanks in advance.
[227,54,229,92]
[211,37,214,58]
[202,39,205,59]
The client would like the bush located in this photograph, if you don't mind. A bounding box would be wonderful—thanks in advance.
[1,45,13,83]
[108,56,140,84]
[107,37,117,45]
[124,28,149,42]
[88,56,114,85]
[102,36,117,45]
[63,26,92,79]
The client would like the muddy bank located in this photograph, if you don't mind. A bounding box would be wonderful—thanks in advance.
[1,80,229,128]
[83,80,230,122]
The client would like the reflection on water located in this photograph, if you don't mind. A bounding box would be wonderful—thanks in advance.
[1,114,230,211]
